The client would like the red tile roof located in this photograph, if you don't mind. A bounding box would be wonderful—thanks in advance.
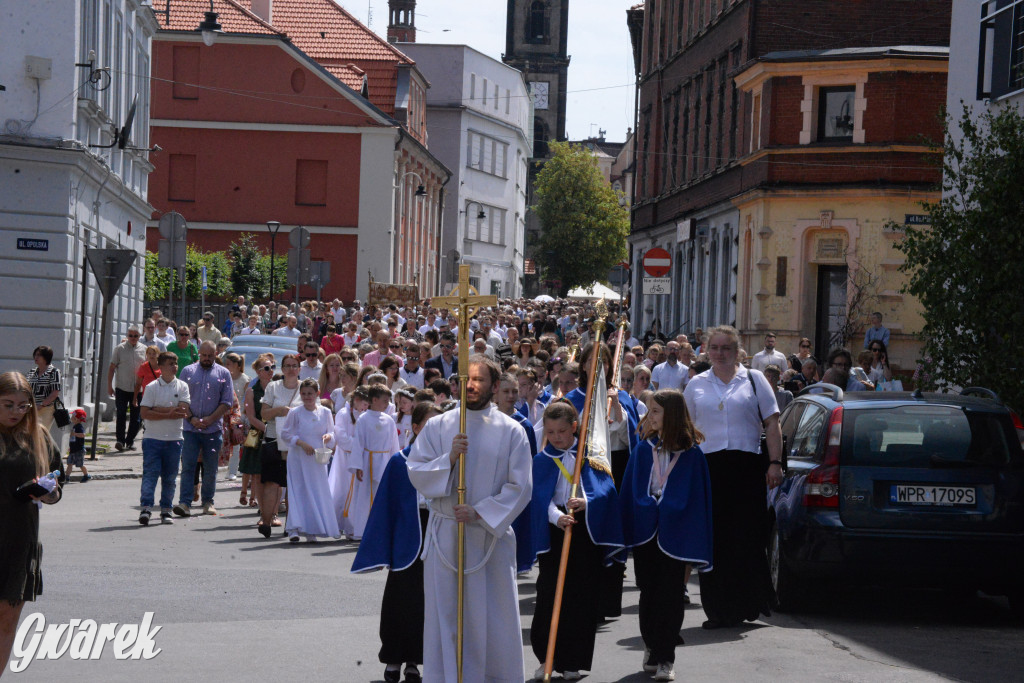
[235,0,412,114]
[159,0,285,36]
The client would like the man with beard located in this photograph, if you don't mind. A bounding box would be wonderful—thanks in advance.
[750,332,788,373]
[651,340,688,392]
[407,355,532,683]
[174,341,234,516]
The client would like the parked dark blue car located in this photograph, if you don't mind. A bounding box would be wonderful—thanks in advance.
[768,384,1024,614]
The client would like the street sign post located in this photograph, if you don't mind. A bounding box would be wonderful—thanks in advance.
[287,227,312,304]
[642,248,672,277]
[84,248,137,460]
[309,261,331,303]
[201,265,207,312]
[157,212,187,319]
[642,277,671,295]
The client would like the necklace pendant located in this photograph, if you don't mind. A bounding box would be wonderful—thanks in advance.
[718,401,724,411]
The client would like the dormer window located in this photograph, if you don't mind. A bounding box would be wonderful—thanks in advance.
[817,86,855,142]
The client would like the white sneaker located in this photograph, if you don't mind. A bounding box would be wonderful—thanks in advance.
[643,648,657,673]
[653,662,675,681]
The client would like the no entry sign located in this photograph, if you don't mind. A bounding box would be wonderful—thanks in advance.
[643,248,672,277]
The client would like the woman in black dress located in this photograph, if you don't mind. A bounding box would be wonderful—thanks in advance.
[0,371,63,672]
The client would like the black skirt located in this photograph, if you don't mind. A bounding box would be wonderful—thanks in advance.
[530,511,604,672]
[698,449,774,624]
[259,439,288,487]
[379,509,429,664]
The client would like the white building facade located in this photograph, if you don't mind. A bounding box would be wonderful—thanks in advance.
[0,0,156,412]
[399,44,532,298]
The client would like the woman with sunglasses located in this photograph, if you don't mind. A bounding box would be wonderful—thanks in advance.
[867,340,894,385]
[166,327,198,376]
[795,338,814,362]
[241,354,275,510]
[257,355,304,536]
[0,372,63,673]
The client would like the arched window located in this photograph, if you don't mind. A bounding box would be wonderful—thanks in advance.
[528,1,547,43]
[533,117,549,159]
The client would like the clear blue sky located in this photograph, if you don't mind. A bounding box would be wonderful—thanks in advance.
[338,0,638,143]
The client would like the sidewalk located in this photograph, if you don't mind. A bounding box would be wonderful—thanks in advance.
[70,422,232,481]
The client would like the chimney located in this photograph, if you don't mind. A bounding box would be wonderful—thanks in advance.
[251,0,272,24]
[387,0,416,43]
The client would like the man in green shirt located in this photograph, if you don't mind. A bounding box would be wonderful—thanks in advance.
[166,327,198,376]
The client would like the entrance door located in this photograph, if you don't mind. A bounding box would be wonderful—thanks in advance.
[815,265,848,358]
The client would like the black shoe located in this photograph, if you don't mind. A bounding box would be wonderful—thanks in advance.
[258,524,271,538]
[403,664,421,682]
[139,508,151,526]
[160,510,174,524]
[383,668,401,683]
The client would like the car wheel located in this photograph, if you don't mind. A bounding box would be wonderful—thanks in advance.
[769,520,802,612]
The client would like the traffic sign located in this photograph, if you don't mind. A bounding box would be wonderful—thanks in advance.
[642,277,671,295]
[158,212,187,241]
[287,248,311,285]
[86,248,137,301]
[309,261,331,285]
[201,265,208,291]
[643,248,671,277]
[289,226,311,249]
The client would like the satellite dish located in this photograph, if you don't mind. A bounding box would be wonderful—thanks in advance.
[117,93,138,150]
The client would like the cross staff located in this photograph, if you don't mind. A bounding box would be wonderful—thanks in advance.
[432,264,497,683]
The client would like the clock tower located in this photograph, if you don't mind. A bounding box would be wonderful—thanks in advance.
[502,0,570,159]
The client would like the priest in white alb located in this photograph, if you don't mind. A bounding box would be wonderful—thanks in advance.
[408,355,533,683]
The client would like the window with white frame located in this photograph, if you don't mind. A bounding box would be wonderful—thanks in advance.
[466,131,509,178]
[465,204,507,245]
[817,86,855,141]
[979,0,1024,98]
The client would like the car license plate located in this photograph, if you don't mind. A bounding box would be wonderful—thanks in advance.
[890,485,976,506]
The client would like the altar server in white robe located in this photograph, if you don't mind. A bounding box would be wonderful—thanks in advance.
[279,379,341,542]
[348,384,401,539]
[408,355,533,683]
[330,386,369,538]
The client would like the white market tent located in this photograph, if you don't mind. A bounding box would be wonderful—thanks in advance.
[567,282,621,300]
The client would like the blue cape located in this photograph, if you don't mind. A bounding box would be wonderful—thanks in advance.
[619,439,714,570]
[351,448,422,573]
[515,391,552,424]
[510,409,538,572]
[565,387,639,453]
[526,442,625,568]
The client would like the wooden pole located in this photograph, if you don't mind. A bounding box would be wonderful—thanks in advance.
[543,303,607,682]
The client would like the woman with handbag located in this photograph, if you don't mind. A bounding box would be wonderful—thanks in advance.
[257,355,303,538]
[27,347,62,430]
[224,353,251,483]
[0,372,63,673]
[683,325,783,630]
[279,378,340,543]
[241,354,274,511]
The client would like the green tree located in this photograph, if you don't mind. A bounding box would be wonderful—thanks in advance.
[895,104,1024,411]
[533,141,629,296]
[229,233,284,300]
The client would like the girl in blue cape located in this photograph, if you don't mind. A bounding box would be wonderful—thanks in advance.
[620,389,713,682]
[528,400,624,681]
[351,401,443,683]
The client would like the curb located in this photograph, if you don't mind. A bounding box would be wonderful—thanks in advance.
[82,465,232,482]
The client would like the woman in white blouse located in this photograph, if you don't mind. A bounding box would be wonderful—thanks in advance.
[257,355,303,538]
[682,325,783,630]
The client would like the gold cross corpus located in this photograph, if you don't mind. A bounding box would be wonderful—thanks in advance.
[433,264,497,380]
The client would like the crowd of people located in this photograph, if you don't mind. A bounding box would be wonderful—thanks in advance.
[1,291,904,680]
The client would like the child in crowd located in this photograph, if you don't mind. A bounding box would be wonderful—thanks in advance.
[352,401,443,683]
[620,389,713,682]
[394,388,416,449]
[330,386,369,538]
[529,400,623,681]
[67,408,90,483]
[279,379,339,543]
[347,385,400,539]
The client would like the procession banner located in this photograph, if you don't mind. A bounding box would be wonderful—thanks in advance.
[368,278,420,307]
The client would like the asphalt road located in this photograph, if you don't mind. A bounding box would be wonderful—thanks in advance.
[6,475,1024,682]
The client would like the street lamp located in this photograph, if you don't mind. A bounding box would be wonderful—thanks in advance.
[266,220,281,299]
[197,0,223,46]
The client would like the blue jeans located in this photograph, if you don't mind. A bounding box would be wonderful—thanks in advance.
[179,431,222,506]
[140,438,182,509]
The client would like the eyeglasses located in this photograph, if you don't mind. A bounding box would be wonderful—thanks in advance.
[440,344,454,349]
[177,332,189,337]
[260,365,275,372]
[305,353,317,358]
[127,333,139,338]
[389,344,401,349]
[799,344,810,349]
[870,347,882,352]
[203,317,213,321]
[0,402,33,413]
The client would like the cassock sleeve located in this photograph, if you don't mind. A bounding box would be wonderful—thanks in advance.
[473,421,532,537]
[407,416,457,499]
[348,416,366,474]
[279,407,300,448]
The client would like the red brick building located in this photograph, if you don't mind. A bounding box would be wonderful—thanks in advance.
[147,0,448,303]
[627,0,951,344]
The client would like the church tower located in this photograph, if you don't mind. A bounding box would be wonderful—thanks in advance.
[502,0,570,159]
[387,0,416,43]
